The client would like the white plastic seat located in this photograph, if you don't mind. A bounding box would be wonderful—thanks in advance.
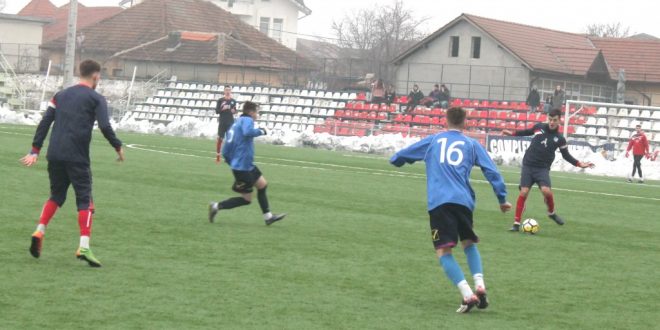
[576,126,586,135]
[297,98,306,106]
[641,121,652,130]
[247,86,255,93]
[619,130,631,139]
[617,119,629,128]
[308,118,316,125]
[607,108,617,116]
[324,92,333,98]
[282,123,291,130]
[305,99,313,106]
[239,86,247,93]
[319,109,328,116]
[293,89,301,96]
[167,99,174,106]
[617,108,628,117]
[654,134,660,143]
[652,111,660,119]
[629,120,640,129]
[301,117,309,124]
[295,107,303,114]
[596,118,607,126]
[311,108,319,115]
[285,89,293,95]
[640,110,651,118]
[586,127,597,136]
[303,107,311,115]
[276,115,284,122]
[327,109,335,117]
[291,124,300,131]
[340,92,349,99]
[597,107,607,115]
[309,91,317,98]
[292,116,301,123]
[300,90,309,97]
[157,90,165,97]
[608,128,619,138]
[586,117,597,125]
[333,92,341,99]
[629,109,640,117]
[274,122,283,130]
[284,115,292,122]
[349,93,357,100]
[190,83,197,90]
[653,121,660,131]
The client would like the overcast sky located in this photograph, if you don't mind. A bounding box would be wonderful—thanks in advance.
[5,0,660,40]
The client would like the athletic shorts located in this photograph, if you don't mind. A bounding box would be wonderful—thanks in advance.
[231,166,262,194]
[429,203,478,249]
[48,160,92,210]
[218,117,234,138]
[519,165,551,188]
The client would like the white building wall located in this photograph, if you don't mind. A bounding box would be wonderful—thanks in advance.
[395,20,530,101]
[208,0,301,50]
[0,18,44,72]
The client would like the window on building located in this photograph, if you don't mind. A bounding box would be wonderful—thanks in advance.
[260,17,270,36]
[273,18,283,42]
[471,37,481,59]
[450,36,459,57]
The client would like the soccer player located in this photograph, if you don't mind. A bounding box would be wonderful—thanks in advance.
[215,86,237,163]
[20,59,124,267]
[390,107,512,313]
[502,109,594,232]
[625,124,650,183]
[208,101,285,225]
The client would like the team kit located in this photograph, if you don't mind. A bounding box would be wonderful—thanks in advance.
[22,60,601,313]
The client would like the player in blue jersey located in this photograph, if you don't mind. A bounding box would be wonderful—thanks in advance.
[21,59,124,267]
[208,101,286,225]
[390,107,512,313]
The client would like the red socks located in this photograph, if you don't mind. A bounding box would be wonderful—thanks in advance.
[514,194,527,223]
[39,200,59,226]
[544,193,555,214]
[78,209,93,236]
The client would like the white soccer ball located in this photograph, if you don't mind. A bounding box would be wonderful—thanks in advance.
[522,219,540,234]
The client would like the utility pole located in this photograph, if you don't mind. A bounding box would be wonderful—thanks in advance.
[62,0,78,88]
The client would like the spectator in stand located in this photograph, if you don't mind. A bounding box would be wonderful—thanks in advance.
[385,84,397,105]
[439,84,451,109]
[526,86,540,113]
[371,79,386,104]
[625,124,650,183]
[551,85,565,111]
[543,94,553,113]
[428,84,442,107]
[407,84,425,112]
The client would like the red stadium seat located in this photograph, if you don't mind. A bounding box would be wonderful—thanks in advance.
[335,110,345,118]
[517,113,527,121]
[489,111,499,119]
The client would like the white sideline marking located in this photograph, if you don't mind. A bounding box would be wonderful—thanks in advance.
[126,143,660,202]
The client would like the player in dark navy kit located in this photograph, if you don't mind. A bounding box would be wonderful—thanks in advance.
[21,59,124,267]
[502,109,594,232]
[391,107,512,313]
[215,86,237,163]
[208,101,286,225]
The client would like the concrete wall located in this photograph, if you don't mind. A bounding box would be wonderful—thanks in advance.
[394,19,530,101]
[209,0,301,50]
[626,83,660,107]
[0,18,44,72]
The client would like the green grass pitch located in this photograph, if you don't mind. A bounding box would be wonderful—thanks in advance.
[1,123,658,329]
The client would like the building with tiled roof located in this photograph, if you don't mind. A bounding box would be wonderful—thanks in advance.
[393,14,660,106]
[40,0,315,85]
[17,0,122,43]
[119,0,311,50]
[0,13,51,72]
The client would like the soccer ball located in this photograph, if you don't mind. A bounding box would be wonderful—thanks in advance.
[522,219,540,234]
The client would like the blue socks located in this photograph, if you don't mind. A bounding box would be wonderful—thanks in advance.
[439,254,466,285]
[464,244,483,276]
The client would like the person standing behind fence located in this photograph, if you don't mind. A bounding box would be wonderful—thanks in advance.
[526,86,540,113]
[215,86,237,163]
[371,79,386,104]
[438,84,451,109]
[551,85,565,111]
[385,84,397,105]
[625,124,650,183]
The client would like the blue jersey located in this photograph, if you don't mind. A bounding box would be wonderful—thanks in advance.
[390,130,507,211]
[222,115,264,171]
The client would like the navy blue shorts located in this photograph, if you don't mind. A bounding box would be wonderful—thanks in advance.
[519,165,551,188]
[48,161,92,210]
[231,166,262,194]
[429,203,478,249]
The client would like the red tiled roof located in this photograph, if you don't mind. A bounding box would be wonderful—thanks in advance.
[43,4,123,42]
[43,0,314,70]
[463,14,596,75]
[17,0,57,18]
[17,0,123,42]
[116,32,289,69]
[590,38,660,83]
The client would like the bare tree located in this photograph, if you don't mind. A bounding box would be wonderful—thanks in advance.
[586,23,631,38]
[331,0,426,83]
